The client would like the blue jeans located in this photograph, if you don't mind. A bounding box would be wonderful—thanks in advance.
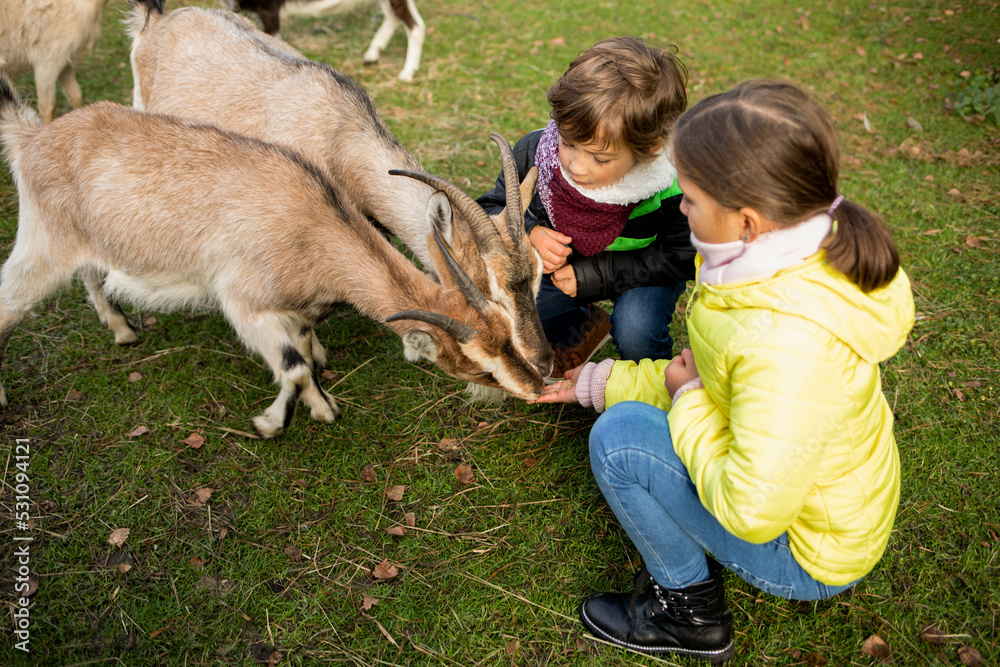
[535,276,688,361]
[589,401,858,601]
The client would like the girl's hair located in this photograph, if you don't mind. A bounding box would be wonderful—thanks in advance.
[672,79,899,292]
[547,36,688,163]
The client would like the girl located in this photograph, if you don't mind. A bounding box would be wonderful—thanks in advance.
[477,36,696,378]
[532,79,915,663]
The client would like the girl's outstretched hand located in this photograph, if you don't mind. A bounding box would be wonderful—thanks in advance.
[528,365,583,404]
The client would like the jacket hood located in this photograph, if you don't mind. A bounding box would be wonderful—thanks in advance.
[695,253,915,364]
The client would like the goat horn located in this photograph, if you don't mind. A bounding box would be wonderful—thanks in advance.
[433,228,489,315]
[386,310,478,344]
[389,169,505,256]
[490,133,527,249]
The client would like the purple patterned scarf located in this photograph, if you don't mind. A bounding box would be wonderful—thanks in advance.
[535,121,638,256]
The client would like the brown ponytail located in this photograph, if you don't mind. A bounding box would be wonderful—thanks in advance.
[673,79,900,292]
[823,199,899,293]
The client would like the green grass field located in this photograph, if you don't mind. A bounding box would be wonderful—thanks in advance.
[1,0,997,665]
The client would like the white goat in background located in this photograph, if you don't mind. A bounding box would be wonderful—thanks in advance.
[231,0,425,82]
[129,0,553,401]
[0,74,546,438]
[0,0,109,123]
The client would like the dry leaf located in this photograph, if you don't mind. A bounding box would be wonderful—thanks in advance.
[372,558,399,580]
[953,388,966,401]
[361,594,378,611]
[387,526,407,536]
[437,438,459,453]
[320,369,337,380]
[190,487,214,506]
[128,425,149,438]
[454,463,475,485]
[128,372,142,383]
[183,432,206,449]
[283,546,302,562]
[190,556,206,569]
[922,228,941,235]
[116,562,132,575]
[404,512,416,527]
[361,464,377,482]
[958,646,982,667]
[476,421,488,429]
[66,389,84,401]
[385,485,406,501]
[919,624,945,645]
[22,580,38,597]
[143,316,158,326]
[947,188,961,196]
[108,527,131,548]
[861,634,890,660]
[965,235,983,248]
[550,36,565,46]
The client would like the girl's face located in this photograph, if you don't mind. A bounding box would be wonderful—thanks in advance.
[558,132,636,189]
[677,172,746,244]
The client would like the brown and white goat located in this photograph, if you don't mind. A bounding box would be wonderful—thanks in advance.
[0,75,546,438]
[230,0,424,82]
[129,0,553,401]
[0,0,109,122]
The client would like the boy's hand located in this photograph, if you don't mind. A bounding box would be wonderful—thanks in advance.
[552,265,577,297]
[529,226,573,272]
[665,348,700,397]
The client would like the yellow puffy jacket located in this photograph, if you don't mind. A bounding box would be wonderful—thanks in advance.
[603,253,915,585]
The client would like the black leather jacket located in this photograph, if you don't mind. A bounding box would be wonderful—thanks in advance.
[476,129,696,301]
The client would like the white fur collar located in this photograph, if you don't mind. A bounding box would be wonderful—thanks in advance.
[559,147,678,205]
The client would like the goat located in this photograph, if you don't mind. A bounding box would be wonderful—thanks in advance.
[230,0,424,82]
[0,0,109,123]
[129,0,553,402]
[0,74,547,439]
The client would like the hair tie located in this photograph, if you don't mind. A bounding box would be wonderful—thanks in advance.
[827,195,845,216]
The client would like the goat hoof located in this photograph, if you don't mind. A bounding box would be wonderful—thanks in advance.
[251,414,284,439]
[114,329,140,346]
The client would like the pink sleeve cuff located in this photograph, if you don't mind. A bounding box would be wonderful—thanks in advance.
[671,378,704,405]
[576,358,616,413]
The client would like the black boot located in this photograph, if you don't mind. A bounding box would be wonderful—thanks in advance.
[579,562,734,664]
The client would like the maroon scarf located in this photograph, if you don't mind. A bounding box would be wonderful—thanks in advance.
[535,121,638,256]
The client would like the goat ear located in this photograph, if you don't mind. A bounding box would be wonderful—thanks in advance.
[426,191,454,247]
[519,167,539,216]
[401,330,440,363]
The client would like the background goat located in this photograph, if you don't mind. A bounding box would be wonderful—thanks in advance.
[130,0,553,400]
[0,75,546,438]
[230,0,424,81]
[0,0,108,123]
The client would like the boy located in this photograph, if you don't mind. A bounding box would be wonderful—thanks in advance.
[477,36,695,378]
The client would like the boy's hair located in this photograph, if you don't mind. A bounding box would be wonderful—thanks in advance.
[672,79,899,292]
[547,36,688,163]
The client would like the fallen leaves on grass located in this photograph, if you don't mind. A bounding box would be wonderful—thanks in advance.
[66,389,84,401]
[190,556,206,570]
[184,432,206,449]
[861,634,890,660]
[958,646,982,666]
[454,463,475,485]
[404,512,416,527]
[372,558,399,580]
[108,528,130,548]
[361,594,378,611]
[919,624,945,645]
[128,372,142,383]
[387,526,407,536]
[385,485,406,501]
[127,425,149,437]
[362,464,377,482]
[189,487,215,506]
[283,546,302,562]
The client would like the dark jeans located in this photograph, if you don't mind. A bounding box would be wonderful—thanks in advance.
[535,275,688,361]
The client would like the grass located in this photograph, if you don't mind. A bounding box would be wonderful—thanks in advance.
[1,0,997,665]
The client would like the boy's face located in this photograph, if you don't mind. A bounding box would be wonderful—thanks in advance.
[557,132,636,189]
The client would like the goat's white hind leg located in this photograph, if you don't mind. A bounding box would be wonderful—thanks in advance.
[81,269,139,345]
[57,64,84,110]
[289,325,338,422]
[364,0,401,65]
[397,0,424,82]
[0,237,80,406]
